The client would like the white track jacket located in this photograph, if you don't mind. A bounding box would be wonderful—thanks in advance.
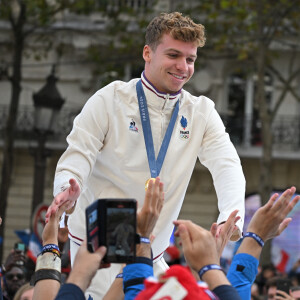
[54,72,246,259]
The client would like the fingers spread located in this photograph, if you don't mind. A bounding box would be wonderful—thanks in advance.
[284,194,300,215]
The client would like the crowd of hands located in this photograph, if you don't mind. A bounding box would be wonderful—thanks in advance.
[2,179,300,300]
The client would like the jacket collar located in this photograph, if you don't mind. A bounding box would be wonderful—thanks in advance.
[140,71,181,110]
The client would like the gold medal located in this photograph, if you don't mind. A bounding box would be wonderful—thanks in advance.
[145,178,155,190]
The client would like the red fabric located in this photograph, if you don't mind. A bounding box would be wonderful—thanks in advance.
[276,249,289,273]
[165,245,180,260]
[27,250,37,263]
[135,265,213,300]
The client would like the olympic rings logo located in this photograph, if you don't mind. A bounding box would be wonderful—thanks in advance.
[180,134,189,139]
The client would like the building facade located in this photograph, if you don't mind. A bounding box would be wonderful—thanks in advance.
[0,0,300,260]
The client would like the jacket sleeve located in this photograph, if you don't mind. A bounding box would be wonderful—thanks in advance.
[53,90,109,197]
[123,263,153,300]
[198,103,245,236]
[54,283,85,300]
[212,285,242,300]
[227,253,259,300]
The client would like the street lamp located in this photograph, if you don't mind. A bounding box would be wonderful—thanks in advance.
[31,65,65,218]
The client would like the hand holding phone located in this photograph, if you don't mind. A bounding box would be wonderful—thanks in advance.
[276,278,291,295]
[86,198,137,263]
[14,242,26,253]
[15,243,26,265]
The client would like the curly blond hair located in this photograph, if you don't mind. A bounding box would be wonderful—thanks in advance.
[145,12,206,50]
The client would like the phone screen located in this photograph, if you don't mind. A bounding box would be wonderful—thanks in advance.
[106,205,136,262]
[15,243,25,252]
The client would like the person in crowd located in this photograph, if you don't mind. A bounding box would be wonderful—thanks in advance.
[32,200,71,300]
[46,11,245,299]
[1,238,29,300]
[289,259,300,287]
[2,266,27,300]
[2,249,34,285]
[265,277,292,300]
[255,263,278,295]
[13,283,33,300]
[250,282,260,300]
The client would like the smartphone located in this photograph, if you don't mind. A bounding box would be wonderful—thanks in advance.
[276,278,291,294]
[14,243,26,266]
[86,198,137,263]
[14,242,26,253]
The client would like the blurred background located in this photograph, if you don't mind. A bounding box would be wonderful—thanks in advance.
[0,0,299,272]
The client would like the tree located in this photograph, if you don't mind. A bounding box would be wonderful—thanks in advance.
[0,0,156,262]
[0,0,106,262]
[179,0,300,263]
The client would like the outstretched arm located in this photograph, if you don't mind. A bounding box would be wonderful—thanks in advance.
[238,186,300,258]
[33,201,70,300]
[65,240,106,293]
[174,219,229,289]
[174,219,241,300]
[228,187,300,300]
[199,104,245,240]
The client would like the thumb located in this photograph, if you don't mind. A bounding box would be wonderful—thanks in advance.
[69,178,76,186]
[95,246,107,260]
[210,223,218,237]
[278,218,292,236]
[177,224,192,251]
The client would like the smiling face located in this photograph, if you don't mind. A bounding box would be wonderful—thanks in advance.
[143,33,197,94]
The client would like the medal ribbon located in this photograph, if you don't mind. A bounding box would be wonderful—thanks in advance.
[136,80,179,178]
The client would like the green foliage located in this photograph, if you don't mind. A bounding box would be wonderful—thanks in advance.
[182,0,300,63]
[0,0,98,29]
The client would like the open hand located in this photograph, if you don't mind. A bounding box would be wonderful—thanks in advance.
[211,210,240,260]
[174,220,219,272]
[42,201,71,246]
[45,178,80,223]
[247,187,300,241]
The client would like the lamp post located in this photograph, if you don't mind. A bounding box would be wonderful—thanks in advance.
[31,66,64,218]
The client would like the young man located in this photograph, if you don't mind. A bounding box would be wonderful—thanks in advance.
[46,12,245,299]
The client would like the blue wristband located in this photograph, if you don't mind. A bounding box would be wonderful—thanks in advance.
[40,244,61,257]
[198,264,223,280]
[42,244,60,252]
[244,232,264,247]
[140,237,150,244]
[116,273,123,278]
